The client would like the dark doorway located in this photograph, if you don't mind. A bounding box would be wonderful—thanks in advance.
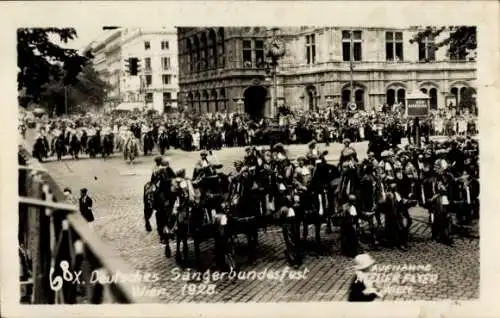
[244,86,267,119]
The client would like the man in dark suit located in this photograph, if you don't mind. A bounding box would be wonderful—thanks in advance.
[79,188,95,225]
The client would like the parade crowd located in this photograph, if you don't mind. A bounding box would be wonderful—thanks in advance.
[24,107,477,162]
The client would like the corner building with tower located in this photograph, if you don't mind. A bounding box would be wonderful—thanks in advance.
[177,27,476,117]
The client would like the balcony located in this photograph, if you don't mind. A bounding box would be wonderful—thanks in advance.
[17,140,158,304]
[279,60,476,75]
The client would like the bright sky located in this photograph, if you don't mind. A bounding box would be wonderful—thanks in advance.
[49,27,107,52]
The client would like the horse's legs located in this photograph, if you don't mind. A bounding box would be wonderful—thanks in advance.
[302,219,309,242]
[175,231,182,262]
[247,228,258,264]
[182,235,189,262]
[315,221,321,246]
[144,206,153,232]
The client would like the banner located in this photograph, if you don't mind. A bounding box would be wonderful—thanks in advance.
[406,98,429,117]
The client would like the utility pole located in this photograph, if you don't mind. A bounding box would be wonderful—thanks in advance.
[64,85,68,115]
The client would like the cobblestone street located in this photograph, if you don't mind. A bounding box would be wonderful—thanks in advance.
[43,142,479,302]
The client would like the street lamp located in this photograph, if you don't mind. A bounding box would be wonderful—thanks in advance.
[265,28,286,119]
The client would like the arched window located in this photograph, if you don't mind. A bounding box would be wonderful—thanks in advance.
[355,89,365,110]
[202,90,209,113]
[429,88,438,110]
[208,29,217,69]
[193,36,200,72]
[200,33,208,71]
[387,89,395,106]
[459,87,467,106]
[186,39,192,73]
[341,89,351,108]
[451,87,459,106]
[211,89,218,112]
[220,88,226,112]
[397,88,406,104]
[217,28,225,68]
[187,92,193,111]
[194,92,201,113]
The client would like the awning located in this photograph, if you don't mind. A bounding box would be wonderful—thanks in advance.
[115,102,143,111]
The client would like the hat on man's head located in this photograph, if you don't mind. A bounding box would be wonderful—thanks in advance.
[160,157,170,166]
[154,155,162,164]
[343,138,351,144]
[353,253,376,271]
[200,150,208,157]
[80,188,88,194]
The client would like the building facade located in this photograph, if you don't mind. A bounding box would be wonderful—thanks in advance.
[178,27,476,116]
[87,27,179,113]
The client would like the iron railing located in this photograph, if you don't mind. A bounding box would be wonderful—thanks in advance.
[18,142,159,304]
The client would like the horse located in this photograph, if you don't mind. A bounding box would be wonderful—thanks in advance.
[123,137,139,164]
[69,134,81,159]
[174,166,230,269]
[170,177,203,266]
[300,157,339,249]
[143,131,155,156]
[54,135,66,161]
[225,167,264,265]
[102,133,114,158]
[158,132,169,155]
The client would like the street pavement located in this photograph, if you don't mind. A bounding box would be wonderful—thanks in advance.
[39,139,479,302]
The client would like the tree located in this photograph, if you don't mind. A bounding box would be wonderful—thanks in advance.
[39,61,109,115]
[409,26,477,60]
[17,28,90,105]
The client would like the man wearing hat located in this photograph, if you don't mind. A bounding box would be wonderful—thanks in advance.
[348,253,384,301]
[79,188,94,226]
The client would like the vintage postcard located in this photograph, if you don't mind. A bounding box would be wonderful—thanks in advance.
[1,1,499,318]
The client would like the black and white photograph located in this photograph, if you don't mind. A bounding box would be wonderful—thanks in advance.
[2,2,500,318]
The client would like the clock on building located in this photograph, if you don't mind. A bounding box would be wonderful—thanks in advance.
[267,38,286,58]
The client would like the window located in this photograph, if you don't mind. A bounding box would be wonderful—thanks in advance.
[145,75,152,86]
[306,34,316,64]
[162,57,171,70]
[386,32,404,61]
[145,58,151,70]
[418,36,435,61]
[144,41,151,50]
[341,89,351,108]
[162,74,171,85]
[255,40,265,68]
[354,89,365,110]
[161,41,169,50]
[242,40,252,67]
[145,92,153,102]
[387,89,395,106]
[342,30,362,61]
[217,28,225,68]
[397,89,406,105]
[429,88,438,110]
[163,92,172,106]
